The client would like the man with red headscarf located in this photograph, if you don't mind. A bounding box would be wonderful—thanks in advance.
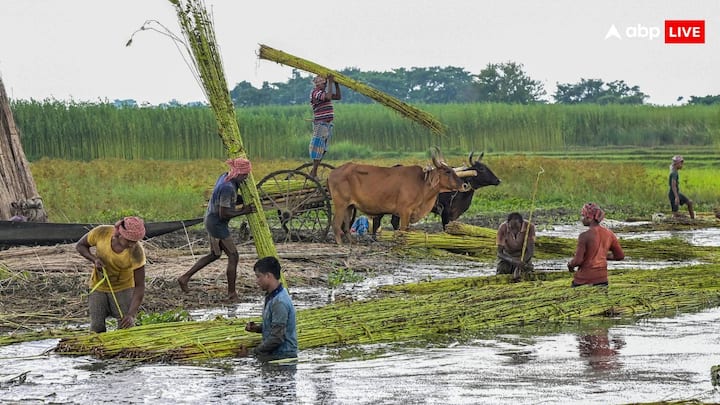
[178,158,255,301]
[76,216,147,332]
[567,203,625,287]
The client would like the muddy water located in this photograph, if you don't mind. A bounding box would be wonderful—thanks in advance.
[2,225,720,404]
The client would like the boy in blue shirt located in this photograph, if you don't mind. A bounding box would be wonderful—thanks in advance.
[244,257,298,361]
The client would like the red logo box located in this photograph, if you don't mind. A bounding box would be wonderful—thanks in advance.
[665,20,705,43]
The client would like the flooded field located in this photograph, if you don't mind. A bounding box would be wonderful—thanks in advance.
[2,224,720,404]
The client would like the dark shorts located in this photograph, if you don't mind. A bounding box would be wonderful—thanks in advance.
[89,289,133,333]
[668,191,689,212]
[204,215,237,256]
[571,281,609,288]
[496,259,534,275]
[205,214,230,239]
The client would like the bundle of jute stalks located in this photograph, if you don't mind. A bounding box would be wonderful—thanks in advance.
[55,263,720,362]
[377,230,496,257]
[258,44,445,135]
[397,222,718,261]
[169,0,282,284]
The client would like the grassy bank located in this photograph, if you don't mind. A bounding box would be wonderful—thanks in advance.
[29,153,720,224]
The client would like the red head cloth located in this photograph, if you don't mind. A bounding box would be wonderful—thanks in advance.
[115,216,146,241]
[313,75,327,86]
[581,203,605,223]
[225,158,252,182]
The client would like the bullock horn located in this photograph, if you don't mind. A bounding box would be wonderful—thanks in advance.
[469,151,485,165]
[431,146,448,168]
[455,170,478,178]
[452,166,468,172]
[430,146,440,168]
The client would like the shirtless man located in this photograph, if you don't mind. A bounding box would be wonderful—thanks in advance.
[567,203,625,287]
[496,212,535,281]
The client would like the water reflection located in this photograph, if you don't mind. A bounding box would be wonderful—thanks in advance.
[254,362,298,404]
[4,225,720,403]
[577,328,625,371]
[3,309,720,404]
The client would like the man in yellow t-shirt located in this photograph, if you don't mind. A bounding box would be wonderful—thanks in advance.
[76,216,147,333]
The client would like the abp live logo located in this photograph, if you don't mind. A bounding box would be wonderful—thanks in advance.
[665,20,705,44]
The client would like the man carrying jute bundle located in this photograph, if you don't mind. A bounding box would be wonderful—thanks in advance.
[308,74,341,179]
[178,158,256,301]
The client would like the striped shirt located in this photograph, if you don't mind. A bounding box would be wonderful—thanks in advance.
[311,88,334,123]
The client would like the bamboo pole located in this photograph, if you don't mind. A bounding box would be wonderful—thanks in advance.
[169,0,284,286]
[257,44,446,135]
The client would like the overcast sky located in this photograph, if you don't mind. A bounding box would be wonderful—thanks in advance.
[1,0,717,105]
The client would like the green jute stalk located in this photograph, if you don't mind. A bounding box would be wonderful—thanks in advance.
[55,264,720,362]
[392,223,717,261]
[170,1,285,286]
[444,221,497,239]
[257,44,446,136]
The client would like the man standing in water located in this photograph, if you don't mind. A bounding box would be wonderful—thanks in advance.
[308,74,341,179]
[243,256,298,361]
[178,158,255,301]
[668,155,694,219]
[567,203,625,287]
[496,212,535,281]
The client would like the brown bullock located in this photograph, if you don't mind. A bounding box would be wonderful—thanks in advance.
[328,154,470,244]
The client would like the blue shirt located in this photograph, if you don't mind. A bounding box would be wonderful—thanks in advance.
[261,285,298,359]
[207,173,237,217]
[204,173,237,239]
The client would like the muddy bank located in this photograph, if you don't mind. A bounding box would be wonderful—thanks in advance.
[2,209,717,333]
[0,228,410,333]
[0,209,561,333]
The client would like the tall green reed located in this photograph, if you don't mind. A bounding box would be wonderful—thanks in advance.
[12,101,720,161]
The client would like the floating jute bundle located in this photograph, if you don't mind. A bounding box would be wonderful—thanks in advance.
[54,263,720,363]
[379,222,716,261]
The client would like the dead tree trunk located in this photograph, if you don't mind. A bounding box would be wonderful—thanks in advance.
[0,76,48,222]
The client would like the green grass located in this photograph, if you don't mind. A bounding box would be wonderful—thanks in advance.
[28,151,720,224]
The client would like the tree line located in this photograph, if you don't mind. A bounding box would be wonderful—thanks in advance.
[226,62,719,107]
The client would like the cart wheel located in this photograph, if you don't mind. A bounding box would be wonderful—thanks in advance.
[294,162,336,183]
[257,169,332,243]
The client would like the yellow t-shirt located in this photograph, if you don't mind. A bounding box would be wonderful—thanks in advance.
[86,225,146,292]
